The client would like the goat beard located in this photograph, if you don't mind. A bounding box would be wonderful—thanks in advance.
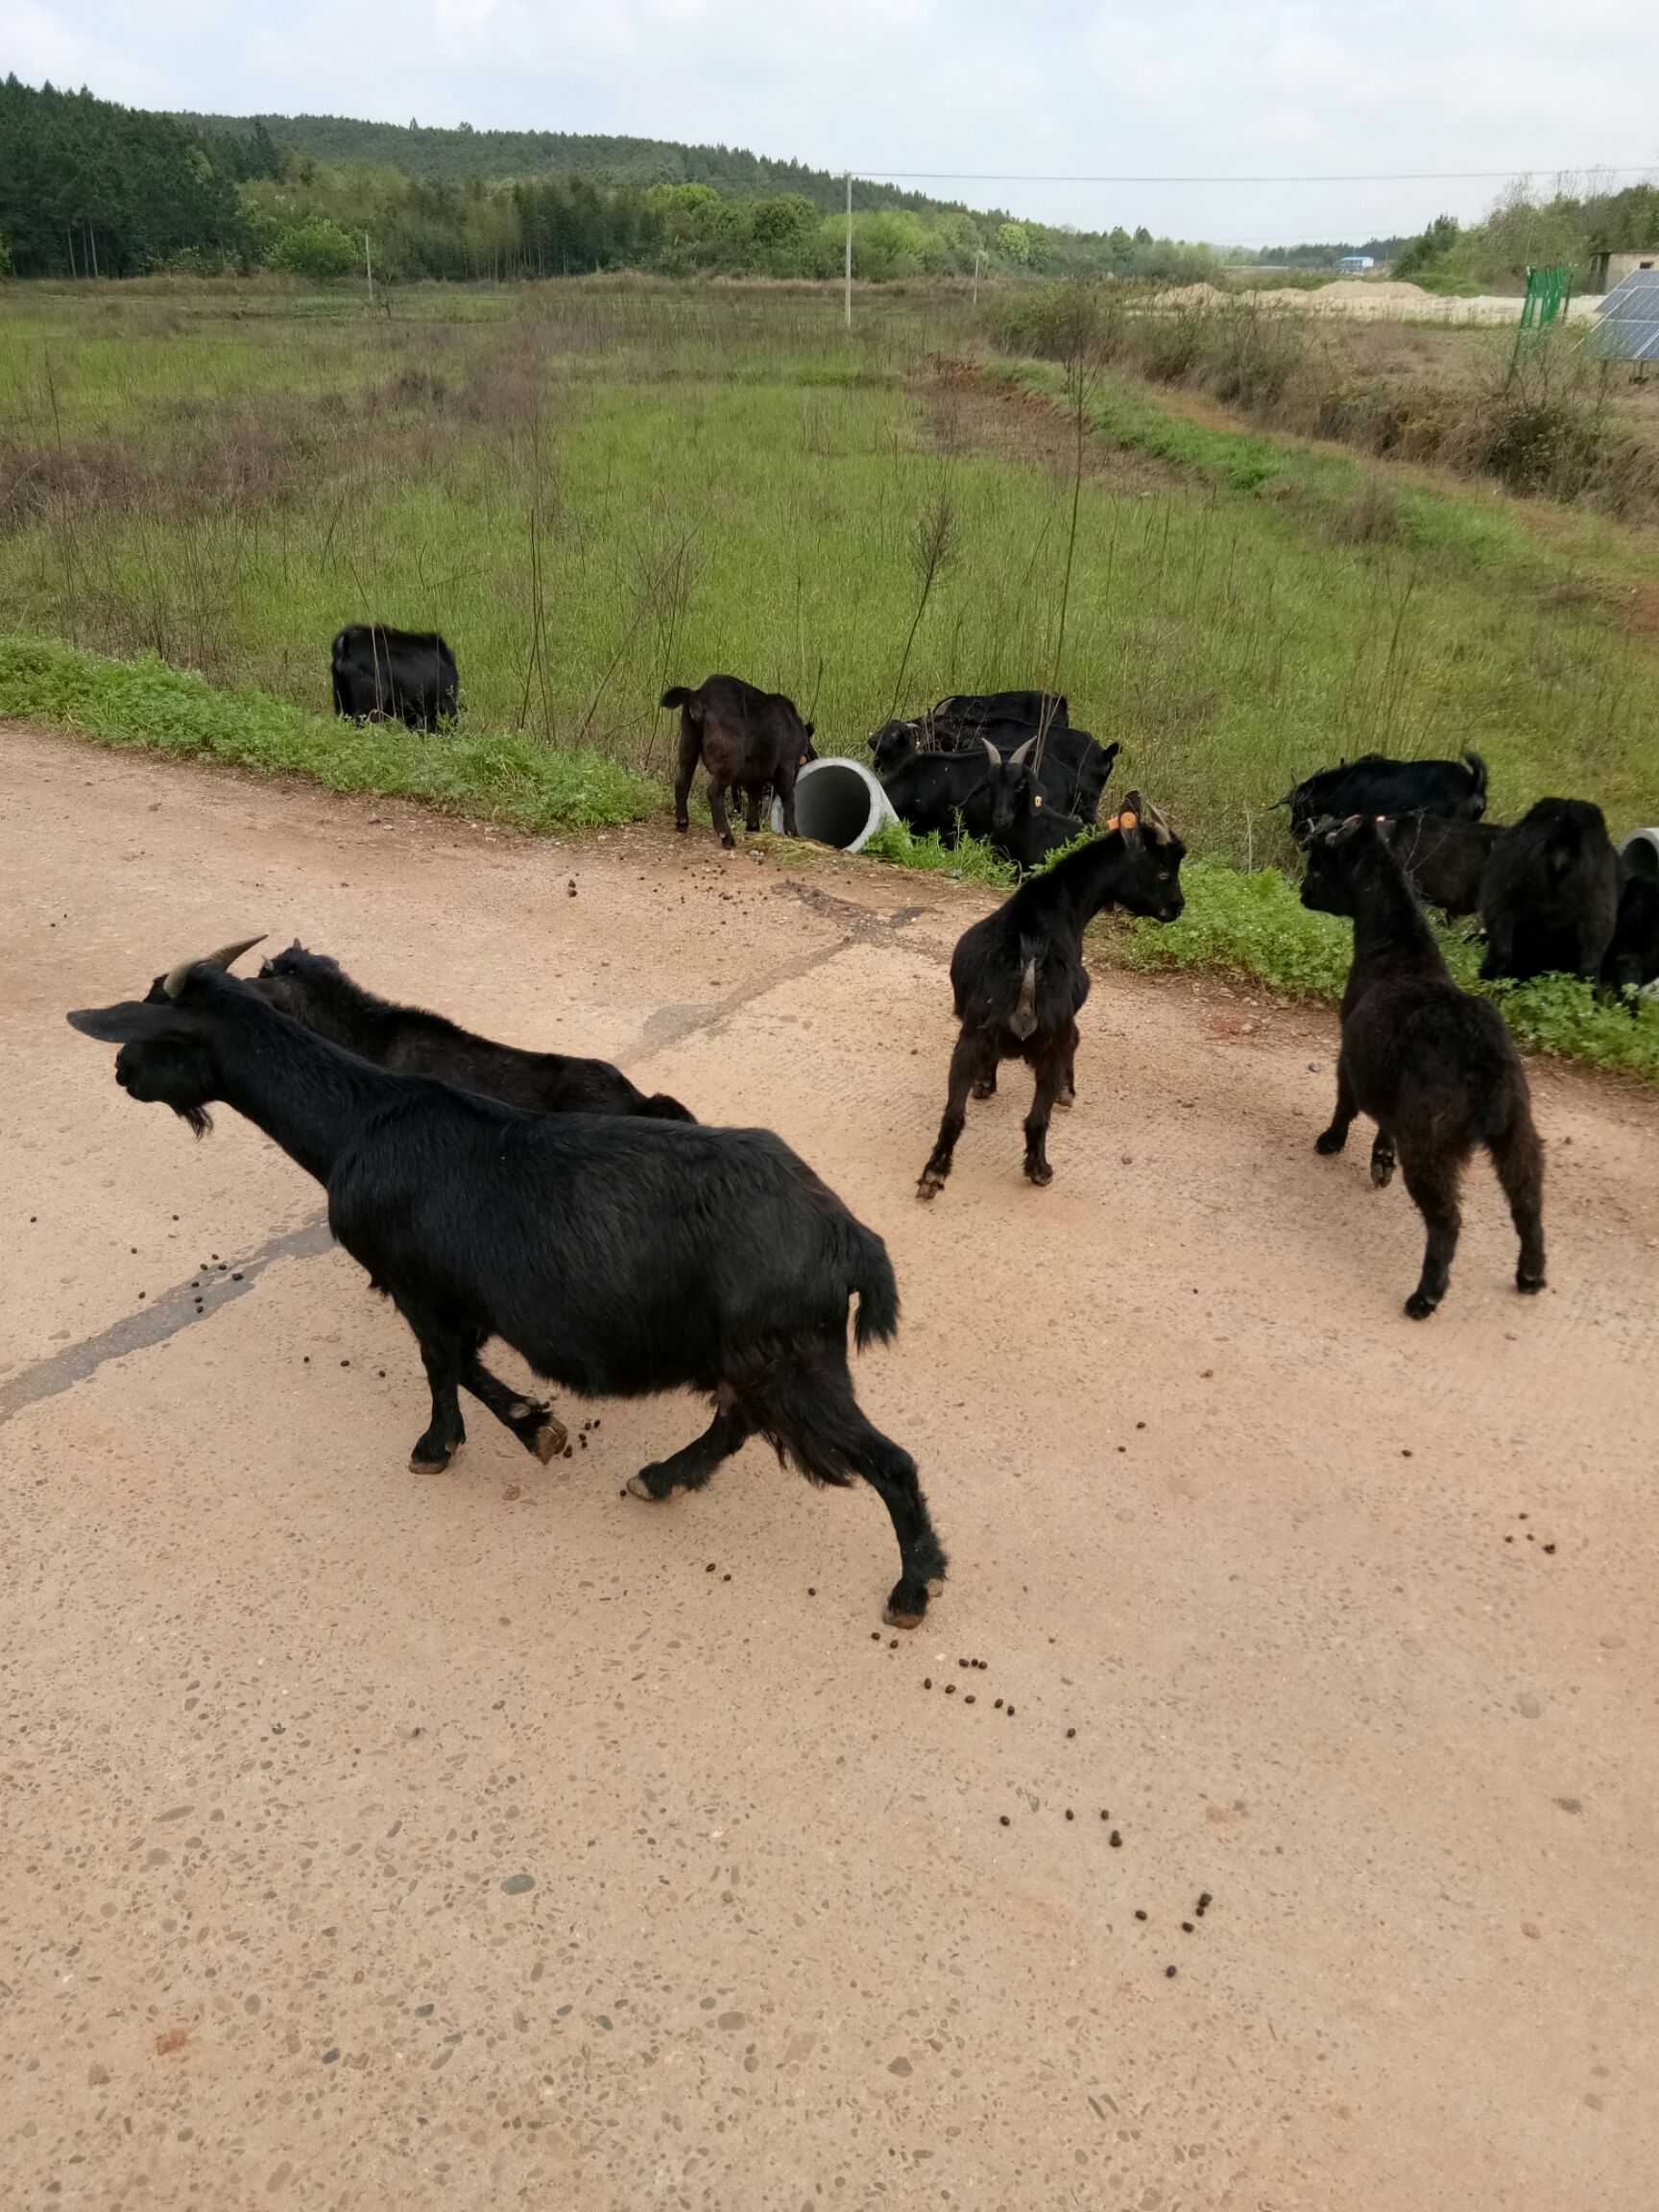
[174,1103,213,1138]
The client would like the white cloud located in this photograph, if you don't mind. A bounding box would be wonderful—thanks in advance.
[8,0,1659,243]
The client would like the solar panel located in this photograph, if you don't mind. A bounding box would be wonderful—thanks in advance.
[1588,266,1659,363]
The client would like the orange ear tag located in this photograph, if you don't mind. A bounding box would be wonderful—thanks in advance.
[1105,813,1119,831]
[1118,810,1138,830]
[1033,794,1043,808]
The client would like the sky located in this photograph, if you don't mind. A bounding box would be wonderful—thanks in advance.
[6,0,1659,246]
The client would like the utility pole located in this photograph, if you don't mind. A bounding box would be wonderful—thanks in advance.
[973,249,981,304]
[364,230,374,310]
[87,225,99,279]
[844,172,853,329]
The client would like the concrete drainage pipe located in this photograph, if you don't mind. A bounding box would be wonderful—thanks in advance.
[1621,828,1659,881]
[774,757,899,853]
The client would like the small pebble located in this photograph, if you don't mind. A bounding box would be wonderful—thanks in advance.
[1109,1831,1121,1847]
[1066,1727,1075,1739]
[1065,1809,1074,1821]
[1165,1965,1177,1979]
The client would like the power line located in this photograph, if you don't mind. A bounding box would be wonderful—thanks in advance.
[853,164,1659,186]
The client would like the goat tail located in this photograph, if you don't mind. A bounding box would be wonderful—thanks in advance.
[1009,940,1041,1042]
[1462,749,1488,802]
[639,1090,697,1122]
[660,685,697,714]
[849,1221,901,1351]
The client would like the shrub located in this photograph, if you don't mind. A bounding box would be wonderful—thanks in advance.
[269,219,361,280]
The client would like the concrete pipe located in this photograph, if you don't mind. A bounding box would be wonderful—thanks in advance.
[1620,828,1659,881]
[774,757,899,853]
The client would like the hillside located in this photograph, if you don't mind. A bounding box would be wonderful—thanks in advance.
[173,110,975,219]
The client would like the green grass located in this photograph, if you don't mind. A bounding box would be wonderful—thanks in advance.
[860,819,1019,886]
[0,634,655,830]
[4,278,1655,875]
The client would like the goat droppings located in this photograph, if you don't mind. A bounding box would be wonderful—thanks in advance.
[1166,1966,1177,1979]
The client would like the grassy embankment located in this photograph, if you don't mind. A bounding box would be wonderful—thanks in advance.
[0,279,1653,1077]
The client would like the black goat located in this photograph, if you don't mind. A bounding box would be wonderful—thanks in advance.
[990,782,1087,876]
[1602,871,1659,999]
[1281,751,1487,845]
[878,731,1032,849]
[70,944,945,1625]
[664,674,815,848]
[331,625,458,732]
[1479,798,1621,983]
[1380,813,1503,921]
[1301,816,1546,1319]
[918,795,1187,1195]
[253,944,694,1122]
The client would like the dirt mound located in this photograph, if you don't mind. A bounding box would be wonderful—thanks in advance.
[1314,278,1431,302]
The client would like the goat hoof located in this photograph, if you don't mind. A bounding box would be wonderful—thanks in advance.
[1517,1271,1547,1296]
[970,1079,996,1100]
[533,1417,567,1463]
[410,1444,458,1473]
[1371,1157,1396,1189]
[1056,1089,1075,1111]
[883,1599,926,1629]
[625,1470,673,1502]
[1404,1291,1440,1321]
[675,819,688,834]
[916,1171,945,1202]
[1314,1129,1347,1156]
[1023,1160,1053,1188]
[720,834,735,850]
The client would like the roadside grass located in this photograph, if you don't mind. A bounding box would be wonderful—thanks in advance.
[0,634,654,830]
[3,280,1656,878]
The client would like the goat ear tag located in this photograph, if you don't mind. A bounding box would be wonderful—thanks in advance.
[1118,810,1139,830]
[1033,794,1043,808]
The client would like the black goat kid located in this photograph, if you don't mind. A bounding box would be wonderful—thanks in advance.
[918,795,1186,1196]
[70,945,946,1625]
[254,943,693,1121]
[1300,817,1546,1319]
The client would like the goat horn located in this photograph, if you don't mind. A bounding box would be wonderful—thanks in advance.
[1009,737,1036,767]
[161,934,267,999]
[980,736,1001,765]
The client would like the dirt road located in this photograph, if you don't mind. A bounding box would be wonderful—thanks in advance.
[4,727,1657,2211]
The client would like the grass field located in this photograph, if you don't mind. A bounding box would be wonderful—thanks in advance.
[2,275,1655,1076]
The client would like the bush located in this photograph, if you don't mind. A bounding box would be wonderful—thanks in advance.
[269,218,361,280]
